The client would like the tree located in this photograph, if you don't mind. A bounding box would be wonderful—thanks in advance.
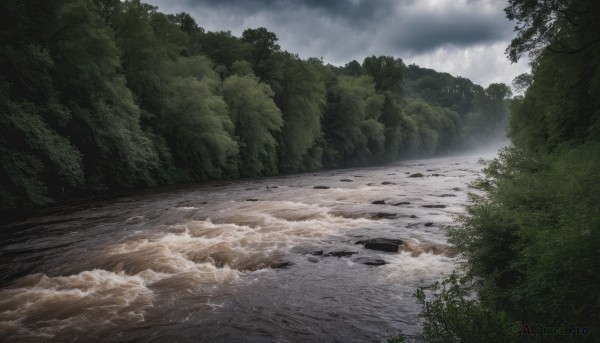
[512,73,533,93]
[344,60,362,76]
[50,0,163,189]
[362,55,405,92]
[168,12,203,36]
[241,27,280,61]
[221,74,283,176]
[161,77,238,179]
[505,0,600,62]
[270,55,325,172]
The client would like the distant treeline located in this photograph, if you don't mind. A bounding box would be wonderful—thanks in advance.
[0,0,512,208]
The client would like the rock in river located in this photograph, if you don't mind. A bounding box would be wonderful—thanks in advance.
[371,200,386,205]
[356,238,403,252]
[324,250,358,257]
[270,260,292,268]
[313,186,331,189]
[353,257,387,266]
[371,212,397,219]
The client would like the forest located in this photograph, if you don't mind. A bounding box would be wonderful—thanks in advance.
[0,0,512,209]
[1,0,599,341]
[414,0,600,341]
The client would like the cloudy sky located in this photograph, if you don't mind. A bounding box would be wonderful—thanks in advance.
[145,0,530,88]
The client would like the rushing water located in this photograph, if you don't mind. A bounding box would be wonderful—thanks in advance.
[0,154,491,342]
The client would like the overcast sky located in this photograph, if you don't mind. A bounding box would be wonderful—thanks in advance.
[145,0,530,88]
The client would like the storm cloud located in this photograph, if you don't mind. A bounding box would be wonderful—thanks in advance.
[145,0,530,87]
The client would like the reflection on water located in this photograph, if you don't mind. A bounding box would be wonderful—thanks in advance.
[0,154,490,342]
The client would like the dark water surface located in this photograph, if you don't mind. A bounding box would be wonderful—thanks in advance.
[0,154,491,342]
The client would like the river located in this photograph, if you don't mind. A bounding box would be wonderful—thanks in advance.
[0,153,492,342]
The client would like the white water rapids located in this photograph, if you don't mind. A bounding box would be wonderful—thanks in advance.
[0,153,492,342]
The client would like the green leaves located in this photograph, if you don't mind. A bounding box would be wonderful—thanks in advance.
[362,55,405,92]
[222,74,283,176]
[161,76,238,179]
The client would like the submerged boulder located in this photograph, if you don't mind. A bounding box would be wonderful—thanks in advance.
[409,173,424,178]
[356,238,403,252]
[270,260,292,268]
[323,250,358,257]
[371,200,386,205]
[313,186,331,189]
[371,212,397,219]
[353,257,387,266]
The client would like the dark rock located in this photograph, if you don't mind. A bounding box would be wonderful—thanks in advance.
[324,250,358,257]
[371,200,386,205]
[245,187,260,190]
[246,199,259,202]
[340,179,353,182]
[424,222,434,227]
[311,250,324,256]
[308,257,319,263]
[270,260,292,268]
[426,169,436,172]
[387,173,397,175]
[452,187,462,191]
[356,238,403,252]
[410,215,418,218]
[371,212,397,219]
[354,175,363,177]
[381,181,397,185]
[431,173,442,177]
[392,201,411,206]
[313,186,331,189]
[353,257,387,266]
[409,173,424,178]
[438,194,456,197]
[266,186,278,189]
[422,204,447,208]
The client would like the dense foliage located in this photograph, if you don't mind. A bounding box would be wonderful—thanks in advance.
[416,0,600,341]
[0,0,511,209]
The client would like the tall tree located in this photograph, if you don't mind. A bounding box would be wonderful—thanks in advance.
[50,0,162,189]
[362,55,405,92]
[221,74,283,176]
[505,0,600,63]
[270,55,325,172]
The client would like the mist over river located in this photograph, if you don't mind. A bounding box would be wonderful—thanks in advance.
[0,153,494,342]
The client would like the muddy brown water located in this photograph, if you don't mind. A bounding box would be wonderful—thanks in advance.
[0,154,492,342]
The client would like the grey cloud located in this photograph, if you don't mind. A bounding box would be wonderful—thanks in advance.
[176,0,398,26]
[385,9,513,54]
[150,0,512,56]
